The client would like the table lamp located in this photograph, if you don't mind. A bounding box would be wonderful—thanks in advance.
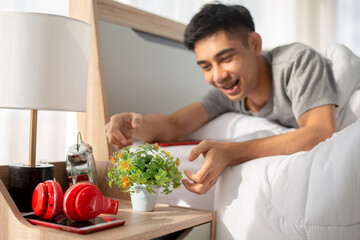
[0,12,90,212]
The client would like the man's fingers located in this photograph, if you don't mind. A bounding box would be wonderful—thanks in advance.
[131,113,142,129]
[182,179,203,195]
[182,179,196,193]
[105,113,141,149]
[114,144,122,150]
[188,140,212,161]
[184,170,197,182]
[107,126,128,146]
[182,178,209,195]
[184,169,209,184]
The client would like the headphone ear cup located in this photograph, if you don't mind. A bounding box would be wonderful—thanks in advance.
[32,182,47,216]
[32,180,63,220]
[74,185,103,220]
[63,182,93,221]
[52,181,64,217]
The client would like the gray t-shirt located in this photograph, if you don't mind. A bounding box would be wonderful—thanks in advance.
[201,43,338,128]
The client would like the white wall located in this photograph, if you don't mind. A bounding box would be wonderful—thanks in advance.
[338,0,360,56]
[115,0,359,55]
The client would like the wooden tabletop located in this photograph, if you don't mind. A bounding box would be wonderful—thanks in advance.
[87,199,214,239]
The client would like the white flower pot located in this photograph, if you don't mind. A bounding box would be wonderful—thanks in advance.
[130,184,160,212]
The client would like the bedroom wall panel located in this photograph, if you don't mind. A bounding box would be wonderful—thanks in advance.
[99,21,210,116]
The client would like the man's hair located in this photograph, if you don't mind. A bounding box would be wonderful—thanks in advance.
[184,3,255,50]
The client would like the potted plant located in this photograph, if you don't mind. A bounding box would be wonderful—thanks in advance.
[107,143,183,211]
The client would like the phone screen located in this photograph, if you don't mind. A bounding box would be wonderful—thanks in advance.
[22,212,125,234]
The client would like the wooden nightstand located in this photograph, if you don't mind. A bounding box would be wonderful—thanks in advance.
[0,161,216,240]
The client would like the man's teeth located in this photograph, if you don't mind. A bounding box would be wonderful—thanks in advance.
[223,80,238,90]
[224,85,233,90]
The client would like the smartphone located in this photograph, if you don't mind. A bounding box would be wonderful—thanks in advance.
[22,212,125,234]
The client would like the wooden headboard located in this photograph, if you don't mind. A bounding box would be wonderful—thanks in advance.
[69,0,210,161]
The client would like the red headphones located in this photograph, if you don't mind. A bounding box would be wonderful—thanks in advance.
[32,180,118,221]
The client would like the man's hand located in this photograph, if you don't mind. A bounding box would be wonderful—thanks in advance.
[105,112,143,149]
[182,140,232,195]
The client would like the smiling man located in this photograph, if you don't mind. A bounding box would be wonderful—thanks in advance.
[105,3,337,195]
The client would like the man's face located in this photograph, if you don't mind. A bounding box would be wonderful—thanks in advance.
[194,30,260,101]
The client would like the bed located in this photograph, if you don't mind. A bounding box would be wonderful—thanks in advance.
[156,43,360,239]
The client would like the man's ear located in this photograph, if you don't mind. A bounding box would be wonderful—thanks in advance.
[247,32,262,55]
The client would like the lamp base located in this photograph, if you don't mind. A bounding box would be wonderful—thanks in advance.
[9,163,54,212]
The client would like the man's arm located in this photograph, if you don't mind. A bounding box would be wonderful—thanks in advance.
[182,104,336,194]
[134,102,209,142]
[106,102,209,148]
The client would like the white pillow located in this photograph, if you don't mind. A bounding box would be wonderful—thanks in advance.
[187,112,294,142]
[324,43,360,130]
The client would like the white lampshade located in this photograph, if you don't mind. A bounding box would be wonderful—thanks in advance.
[0,12,90,111]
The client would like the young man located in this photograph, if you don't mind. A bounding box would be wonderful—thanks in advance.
[105,4,337,195]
